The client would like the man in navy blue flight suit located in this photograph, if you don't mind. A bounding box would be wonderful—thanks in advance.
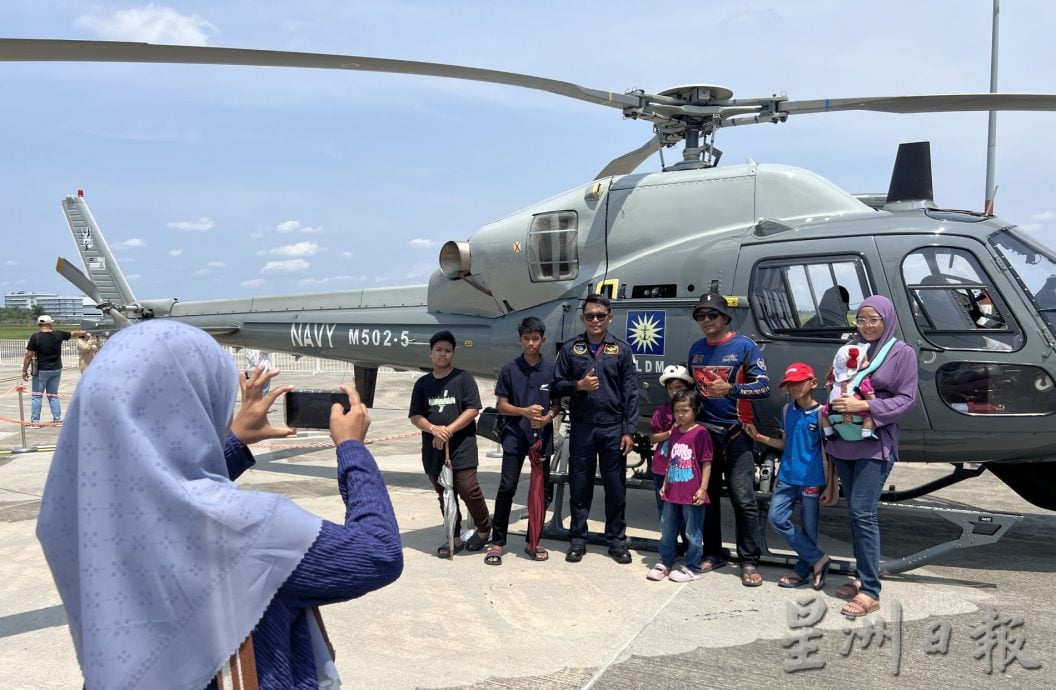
[552,294,640,564]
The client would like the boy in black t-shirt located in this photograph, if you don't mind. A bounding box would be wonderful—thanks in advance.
[409,330,492,557]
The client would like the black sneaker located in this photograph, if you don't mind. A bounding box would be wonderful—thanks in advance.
[566,545,586,563]
[608,545,632,564]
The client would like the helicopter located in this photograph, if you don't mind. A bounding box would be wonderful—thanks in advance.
[4,38,1056,519]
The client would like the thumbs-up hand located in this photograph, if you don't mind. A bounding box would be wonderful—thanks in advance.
[577,367,600,392]
[703,369,732,398]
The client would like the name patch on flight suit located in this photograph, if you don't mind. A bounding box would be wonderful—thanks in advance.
[572,343,589,355]
[603,344,619,355]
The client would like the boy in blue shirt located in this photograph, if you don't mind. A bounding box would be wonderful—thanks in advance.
[485,316,558,565]
[745,363,831,589]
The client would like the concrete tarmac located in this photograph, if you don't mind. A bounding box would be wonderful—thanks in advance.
[0,364,1053,689]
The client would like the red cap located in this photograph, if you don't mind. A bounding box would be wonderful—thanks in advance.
[779,362,815,387]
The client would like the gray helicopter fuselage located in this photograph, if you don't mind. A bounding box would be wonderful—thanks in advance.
[100,163,1056,468]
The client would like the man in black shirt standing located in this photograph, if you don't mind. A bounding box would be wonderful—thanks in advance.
[21,315,88,426]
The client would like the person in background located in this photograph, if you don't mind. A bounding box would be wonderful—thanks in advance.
[36,319,403,689]
[825,295,918,618]
[75,333,101,373]
[745,362,831,590]
[486,316,558,565]
[21,314,88,426]
[409,330,492,557]
[244,348,274,395]
[687,292,770,586]
[552,294,640,565]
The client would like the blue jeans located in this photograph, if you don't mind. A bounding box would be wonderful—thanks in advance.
[660,501,705,571]
[768,480,823,578]
[833,457,894,600]
[31,368,63,422]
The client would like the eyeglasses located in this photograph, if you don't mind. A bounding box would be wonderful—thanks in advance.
[857,317,884,326]
[694,311,723,322]
[583,312,610,322]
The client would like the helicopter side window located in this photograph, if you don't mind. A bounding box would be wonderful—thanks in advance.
[527,211,579,282]
[902,247,1022,352]
[752,258,867,340]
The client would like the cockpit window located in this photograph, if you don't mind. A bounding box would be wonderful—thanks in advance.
[989,229,1056,337]
[751,257,869,339]
[527,211,579,282]
[901,246,1022,351]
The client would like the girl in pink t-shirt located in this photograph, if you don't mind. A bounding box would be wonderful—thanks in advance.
[648,389,714,582]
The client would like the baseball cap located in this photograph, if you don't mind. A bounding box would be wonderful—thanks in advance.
[658,364,694,387]
[37,315,54,325]
[692,293,732,320]
[779,362,815,387]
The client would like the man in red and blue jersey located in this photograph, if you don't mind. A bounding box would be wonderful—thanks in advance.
[687,292,770,586]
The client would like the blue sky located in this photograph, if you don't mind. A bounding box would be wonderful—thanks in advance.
[3,1,1056,302]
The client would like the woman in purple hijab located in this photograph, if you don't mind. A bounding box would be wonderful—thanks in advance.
[825,295,918,618]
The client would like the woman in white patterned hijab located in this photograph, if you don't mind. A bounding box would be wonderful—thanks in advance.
[36,320,323,689]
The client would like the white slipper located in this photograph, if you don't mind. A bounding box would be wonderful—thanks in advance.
[647,563,669,581]
[669,566,700,583]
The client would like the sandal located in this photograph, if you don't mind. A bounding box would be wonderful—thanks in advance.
[812,556,831,591]
[741,565,763,587]
[523,546,549,562]
[465,531,489,552]
[835,580,860,600]
[777,573,810,588]
[699,556,729,573]
[436,542,465,559]
[484,546,503,566]
[841,594,880,618]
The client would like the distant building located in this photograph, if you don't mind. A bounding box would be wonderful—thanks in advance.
[4,291,86,321]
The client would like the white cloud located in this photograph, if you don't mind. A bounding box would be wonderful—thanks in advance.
[75,4,218,45]
[341,251,354,258]
[407,238,437,249]
[276,220,323,234]
[1031,210,1055,222]
[206,261,226,268]
[167,249,183,257]
[3,260,16,266]
[261,259,310,273]
[249,231,263,239]
[191,268,210,277]
[241,278,266,288]
[270,241,320,257]
[119,238,146,248]
[167,217,215,232]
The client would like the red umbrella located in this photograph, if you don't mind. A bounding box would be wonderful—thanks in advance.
[526,437,545,555]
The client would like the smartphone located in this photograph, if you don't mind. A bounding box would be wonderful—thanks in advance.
[284,390,351,429]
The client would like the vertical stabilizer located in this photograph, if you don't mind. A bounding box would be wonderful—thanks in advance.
[61,191,137,308]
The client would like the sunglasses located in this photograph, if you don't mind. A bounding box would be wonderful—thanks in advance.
[583,312,610,322]
[694,311,724,322]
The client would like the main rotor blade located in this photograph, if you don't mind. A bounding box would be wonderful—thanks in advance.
[56,257,102,303]
[0,38,640,111]
[780,93,1056,116]
[594,135,663,179]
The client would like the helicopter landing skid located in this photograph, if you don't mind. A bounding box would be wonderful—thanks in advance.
[533,478,1021,576]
